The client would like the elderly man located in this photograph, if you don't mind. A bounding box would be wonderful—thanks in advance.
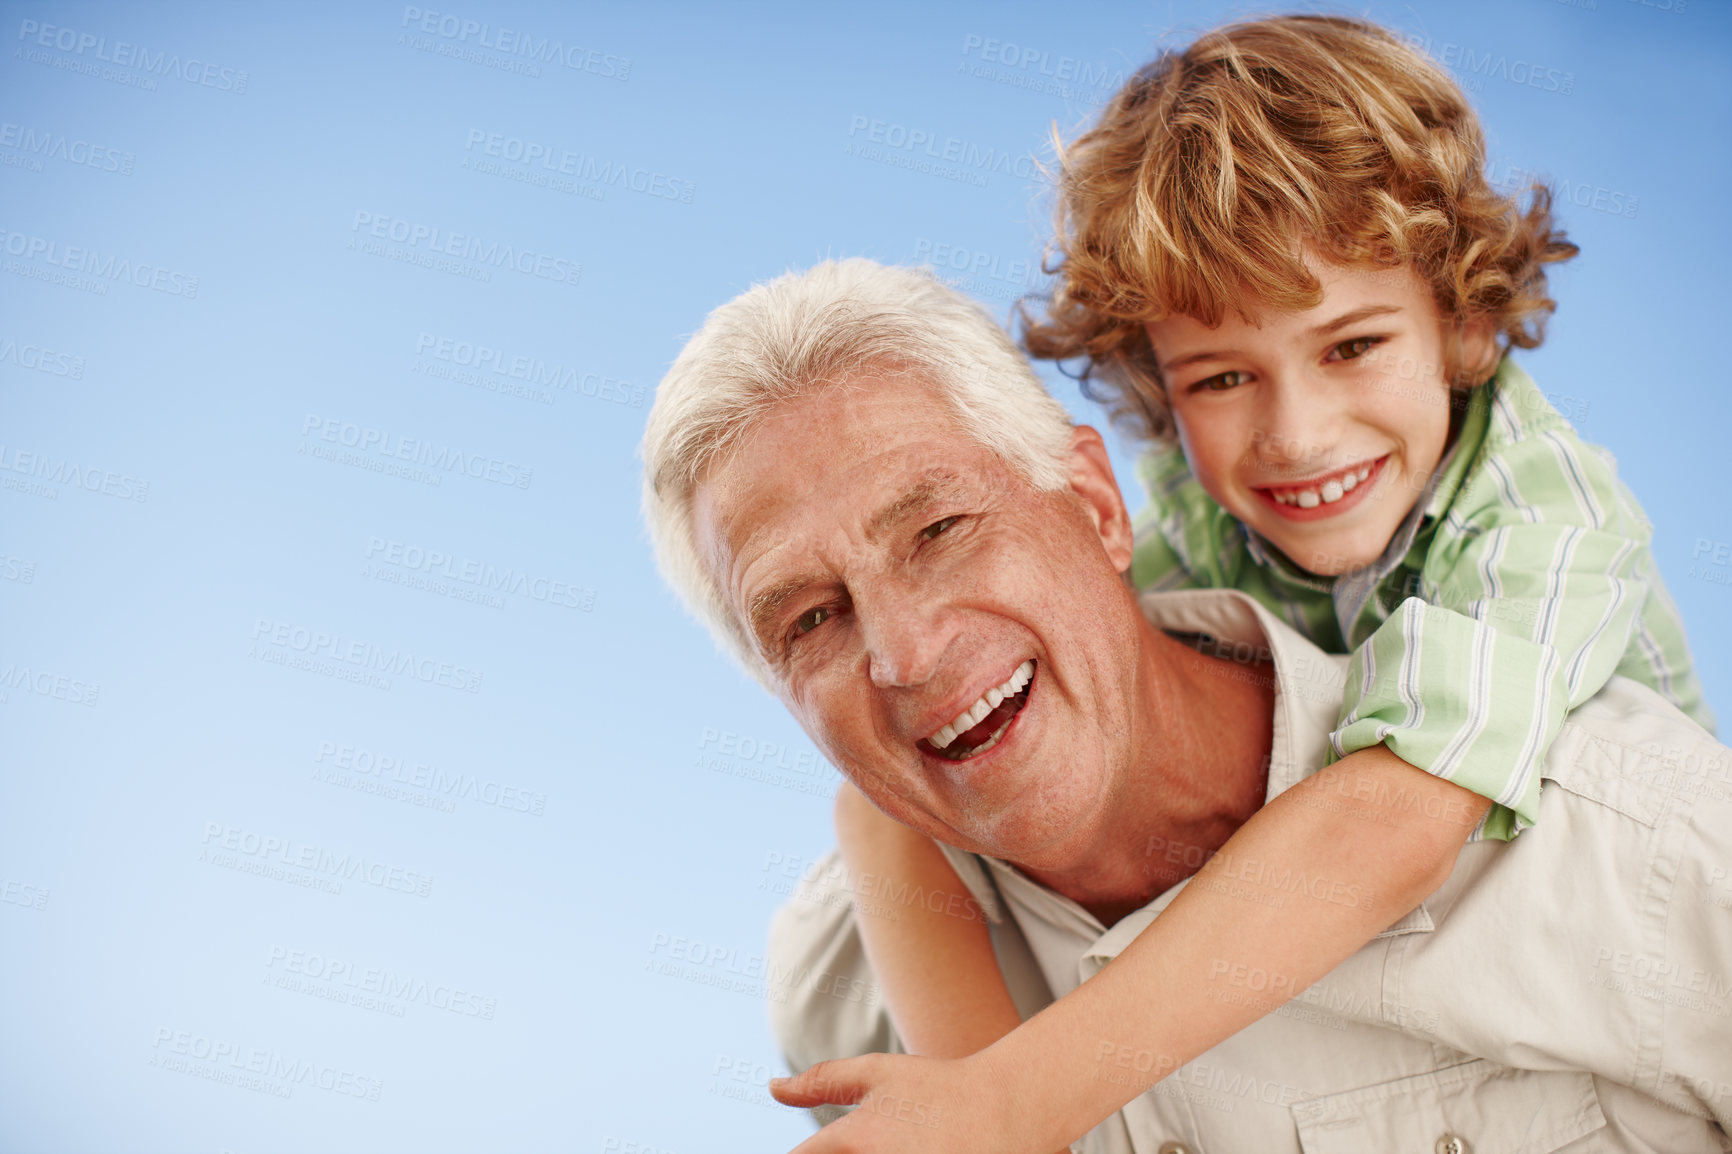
[641,260,1732,1153]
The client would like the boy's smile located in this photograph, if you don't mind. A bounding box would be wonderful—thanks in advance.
[1252,453,1388,520]
[1146,257,1493,577]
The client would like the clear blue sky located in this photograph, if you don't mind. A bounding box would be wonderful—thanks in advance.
[2,1,1727,1150]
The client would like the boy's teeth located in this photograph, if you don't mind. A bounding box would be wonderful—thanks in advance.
[926,660,1034,750]
[1273,463,1375,508]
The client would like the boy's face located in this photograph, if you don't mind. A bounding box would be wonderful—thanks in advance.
[1145,257,1490,576]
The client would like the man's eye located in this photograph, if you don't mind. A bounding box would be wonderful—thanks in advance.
[1331,336,1382,362]
[1191,370,1246,394]
[919,516,960,542]
[792,607,830,636]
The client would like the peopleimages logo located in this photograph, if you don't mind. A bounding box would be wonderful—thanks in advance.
[0,663,100,706]
[845,115,1037,183]
[200,822,435,898]
[959,33,1126,87]
[265,945,499,1019]
[365,537,595,611]
[0,228,198,297]
[0,122,133,174]
[463,130,693,204]
[299,414,534,490]
[149,1027,382,1101]
[0,444,149,502]
[414,333,644,407]
[249,617,484,694]
[16,19,249,93]
[399,6,630,79]
[349,211,580,286]
[0,336,85,378]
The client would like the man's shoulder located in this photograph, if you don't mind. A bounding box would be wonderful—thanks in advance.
[1545,675,1729,821]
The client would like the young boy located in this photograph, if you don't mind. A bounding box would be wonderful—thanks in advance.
[786,13,1715,1152]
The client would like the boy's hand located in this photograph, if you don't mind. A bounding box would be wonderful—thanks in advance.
[771,1052,1068,1154]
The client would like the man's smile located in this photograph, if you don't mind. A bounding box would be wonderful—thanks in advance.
[918,660,1036,761]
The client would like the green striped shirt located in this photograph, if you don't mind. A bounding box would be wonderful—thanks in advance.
[1130,357,1715,840]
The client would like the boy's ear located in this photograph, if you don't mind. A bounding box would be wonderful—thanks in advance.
[1456,317,1499,386]
[1065,425,1135,574]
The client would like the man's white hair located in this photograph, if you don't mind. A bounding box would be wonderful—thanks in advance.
[640,258,1075,679]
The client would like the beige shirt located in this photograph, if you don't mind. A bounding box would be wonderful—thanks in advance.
[767,589,1732,1153]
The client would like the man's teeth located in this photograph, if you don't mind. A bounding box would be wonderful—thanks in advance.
[1273,464,1373,507]
[927,660,1033,750]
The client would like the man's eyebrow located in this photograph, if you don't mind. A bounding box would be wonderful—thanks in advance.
[865,471,967,543]
[747,575,820,647]
[745,471,970,645]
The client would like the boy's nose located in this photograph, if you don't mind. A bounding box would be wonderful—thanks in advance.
[1253,380,1337,473]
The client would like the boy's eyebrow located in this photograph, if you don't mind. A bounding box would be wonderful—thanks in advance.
[1306,304,1402,339]
[1158,304,1405,373]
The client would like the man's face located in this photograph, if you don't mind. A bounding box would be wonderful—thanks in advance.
[1146,258,1491,576]
[692,373,1142,864]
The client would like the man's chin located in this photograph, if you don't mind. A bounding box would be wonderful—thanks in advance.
[925,784,1084,864]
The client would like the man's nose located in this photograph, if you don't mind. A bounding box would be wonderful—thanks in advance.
[857,580,956,689]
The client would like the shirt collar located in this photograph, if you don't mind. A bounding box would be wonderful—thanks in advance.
[1423,360,1504,523]
[1328,432,1460,631]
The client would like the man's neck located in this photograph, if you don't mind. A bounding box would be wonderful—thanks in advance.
[1016,619,1276,926]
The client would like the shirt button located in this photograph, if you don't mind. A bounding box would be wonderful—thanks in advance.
[1157,1144,1192,1154]
[1436,1136,1471,1154]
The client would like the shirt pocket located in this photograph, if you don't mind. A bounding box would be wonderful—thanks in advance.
[1290,1058,1605,1154]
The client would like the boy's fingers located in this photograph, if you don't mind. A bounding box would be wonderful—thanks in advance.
[769,1057,876,1108]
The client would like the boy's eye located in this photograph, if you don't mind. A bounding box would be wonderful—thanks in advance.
[792,607,830,636]
[1331,336,1382,361]
[919,515,960,542]
[1191,370,1246,394]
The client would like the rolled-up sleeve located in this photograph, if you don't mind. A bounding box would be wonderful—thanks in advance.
[1331,427,1652,840]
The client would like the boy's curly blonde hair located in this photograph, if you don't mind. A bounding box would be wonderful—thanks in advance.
[1020,14,1579,441]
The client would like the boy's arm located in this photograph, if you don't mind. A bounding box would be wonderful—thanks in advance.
[985,743,1491,1145]
[831,782,1024,1058]
[780,748,1489,1153]
[997,741,1496,1136]
[1337,425,1672,839]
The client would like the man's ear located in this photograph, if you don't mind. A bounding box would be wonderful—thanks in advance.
[1064,425,1135,574]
